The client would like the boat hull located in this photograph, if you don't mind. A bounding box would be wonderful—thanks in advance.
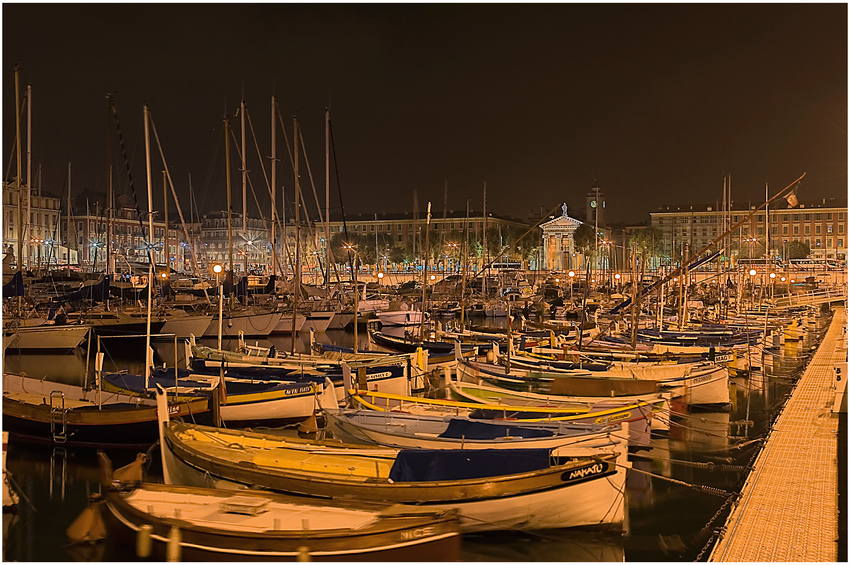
[204,313,283,338]
[162,422,627,532]
[100,473,460,561]
[2,325,89,352]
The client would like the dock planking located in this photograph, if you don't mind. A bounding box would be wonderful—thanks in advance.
[709,306,846,562]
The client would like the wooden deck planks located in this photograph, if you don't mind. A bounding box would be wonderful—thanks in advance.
[709,306,846,562]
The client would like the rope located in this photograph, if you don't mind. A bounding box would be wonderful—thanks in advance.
[625,463,737,498]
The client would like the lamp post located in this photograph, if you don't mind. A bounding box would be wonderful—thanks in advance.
[377,271,384,298]
[769,272,776,299]
[213,263,223,350]
[568,270,575,302]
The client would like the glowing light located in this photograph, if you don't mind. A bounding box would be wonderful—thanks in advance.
[769,272,776,279]
[614,273,620,280]
[213,264,222,274]
[749,269,757,276]
[568,271,575,278]
[377,272,384,279]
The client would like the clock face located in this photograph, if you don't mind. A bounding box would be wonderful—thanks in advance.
[590,201,597,208]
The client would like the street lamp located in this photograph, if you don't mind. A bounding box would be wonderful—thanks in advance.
[213,263,223,350]
[769,272,776,298]
[568,270,575,302]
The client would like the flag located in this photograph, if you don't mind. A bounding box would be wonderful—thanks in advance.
[786,184,799,208]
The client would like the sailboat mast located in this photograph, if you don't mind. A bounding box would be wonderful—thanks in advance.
[291,117,301,354]
[460,199,469,328]
[143,104,155,387]
[26,83,32,270]
[240,99,248,275]
[325,107,330,286]
[106,95,114,279]
[482,182,487,297]
[270,95,277,276]
[163,170,169,273]
[225,118,234,280]
[419,201,432,340]
[14,67,22,274]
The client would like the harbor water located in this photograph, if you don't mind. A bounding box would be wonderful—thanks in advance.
[1,311,835,561]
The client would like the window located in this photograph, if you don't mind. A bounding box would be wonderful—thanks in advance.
[792,214,800,221]
[839,213,845,220]
[816,225,822,234]
[771,226,778,234]
[793,226,799,235]
[783,226,789,235]
[839,239,844,247]
[756,215,763,222]
[804,225,810,234]
[815,213,822,220]
[840,225,845,234]
[804,214,811,220]
[827,213,833,220]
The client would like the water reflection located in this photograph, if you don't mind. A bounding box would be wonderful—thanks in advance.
[0,309,834,562]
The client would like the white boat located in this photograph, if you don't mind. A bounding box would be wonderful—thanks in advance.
[97,452,460,561]
[270,312,307,334]
[159,313,213,339]
[158,407,629,533]
[377,310,428,327]
[202,311,282,338]
[324,408,628,455]
[302,310,334,333]
[2,324,90,351]
[2,431,19,509]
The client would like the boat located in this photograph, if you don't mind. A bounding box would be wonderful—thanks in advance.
[2,324,90,352]
[377,310,428,327]
[2,432,19,509]
[323,408,629,454]
[102,370,335,426]
[270,312,307,335]
[302,310,334,333]
[203,310,283,338]
[159,415,628,533]
[97,452,461,561]
[2,372,213,449]
[158,312,213,339]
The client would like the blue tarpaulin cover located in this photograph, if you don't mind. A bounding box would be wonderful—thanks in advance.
[437,418,554,440]
[388,448,551,482]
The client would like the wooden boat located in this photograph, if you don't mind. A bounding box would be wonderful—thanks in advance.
[323,408,629,455]
[159,417,627,533]
[2,372,212,449]
[102,370,334,426]
[97,452,461,562]
[345,387,660,448]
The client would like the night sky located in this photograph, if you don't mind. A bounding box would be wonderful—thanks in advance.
[2,3,846,225]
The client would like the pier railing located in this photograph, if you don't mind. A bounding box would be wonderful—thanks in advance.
[772,286,848,309]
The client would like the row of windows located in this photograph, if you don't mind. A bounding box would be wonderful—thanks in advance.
[656,211,845,224]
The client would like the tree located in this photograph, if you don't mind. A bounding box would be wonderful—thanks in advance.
[629,226,664,268]
[786,240,810,260]
[572,223,595,255]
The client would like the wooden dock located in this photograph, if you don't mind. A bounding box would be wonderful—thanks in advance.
[709,306,847,562]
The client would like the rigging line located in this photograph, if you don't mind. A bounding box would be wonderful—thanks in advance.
[327,117,354,277]
[624,463,738,498]
[297,124,325,226]
[227,126,292,272]
[109,97,149,258]
[149,114,211,304]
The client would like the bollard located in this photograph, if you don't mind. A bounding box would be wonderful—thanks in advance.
[136,524,153,558]
[166,525,181,562]
[297,545,312,562]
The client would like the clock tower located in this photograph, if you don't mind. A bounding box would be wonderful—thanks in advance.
[585,181,606,227]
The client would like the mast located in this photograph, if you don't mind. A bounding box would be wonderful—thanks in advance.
[482,182,487,297]
[163,170,169,274]
[419,201,432,340]
[25,83,32,270]
[106,95,114,280]
[14,67,22,274]
[67,162,74,264]
[225,117,234,289]
[240,99,248,275]
[325,107,330,286]
[460,199,469,328]
[270,95,277,276]
[143,104,155,388]
[291,116,302,354]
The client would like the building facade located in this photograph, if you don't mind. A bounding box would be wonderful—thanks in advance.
[650,198,847,264]
[2,182,77,269]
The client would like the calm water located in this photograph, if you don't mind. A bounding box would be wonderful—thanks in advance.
[2,312,831,561]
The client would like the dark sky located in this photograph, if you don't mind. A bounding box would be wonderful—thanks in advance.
[3,3,846,225]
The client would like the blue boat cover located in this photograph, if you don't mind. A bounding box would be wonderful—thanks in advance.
[2,271,24,298]
[437,418,554,440]
[388,448,550,482]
